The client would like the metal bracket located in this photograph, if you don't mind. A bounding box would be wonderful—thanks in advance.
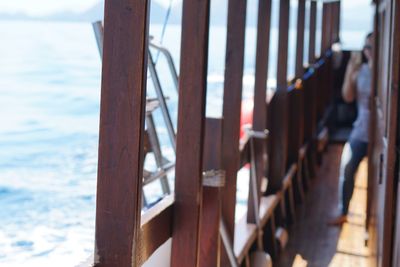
[202,169,226,188]
[244,127,269,140]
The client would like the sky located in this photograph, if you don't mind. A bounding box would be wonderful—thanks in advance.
[0,0,175,16]
[0,0,372,16]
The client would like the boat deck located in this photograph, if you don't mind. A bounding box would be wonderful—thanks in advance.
[276,144,372,267]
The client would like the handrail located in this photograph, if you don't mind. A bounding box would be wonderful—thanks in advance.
[149,41,179,91]
[148,51,177,152]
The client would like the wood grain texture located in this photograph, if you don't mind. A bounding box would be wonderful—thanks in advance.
[199,118,223,267]
[276,146,372,267]
[287,87,304,166]
[171,0,210,266]
[320,3,329,54]
[268,0,290,193]
[248,0,272,224]
[221,0,247,258]
[379,0,400,265]
[308,0,317,64]
[295,0,306,77]
[139,196,174,266]
[94,0,150,266]
[388,2,400,266]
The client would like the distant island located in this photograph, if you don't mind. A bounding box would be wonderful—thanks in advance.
[0,1,176,24]
[0,0,370,31]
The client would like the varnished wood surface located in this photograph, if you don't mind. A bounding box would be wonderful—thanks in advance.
[308,1,317,64]
[276,145,373,267]
[199,118,223,267]
[94,0,150,266]
[221,0,247,258]
[295,0,306,77]
[139,196,173,266]
[234,216,258,264]
[171,0,210,266]
[268,0,290,193]
[248,0,272,224]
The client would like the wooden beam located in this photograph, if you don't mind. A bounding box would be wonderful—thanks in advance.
[221,0,247,258]
[332,2,340,43]
[94,0,150,266]
[200,118,223,267]
[320,3,329,53]
[170,0,210,266]
[287,87,304,166]
[328,3,334,47]
[291,0,306,165]
[295,0,306,77]
[268,0,290,193]
[336,1,341,42]
[308,0,317,64]
[381,0,400,265]
[139,196,174,266]
[247,0,272,223]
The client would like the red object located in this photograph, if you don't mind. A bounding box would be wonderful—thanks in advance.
[240,98,254,139]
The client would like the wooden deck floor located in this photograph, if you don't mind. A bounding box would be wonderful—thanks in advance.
[276,144,372,267]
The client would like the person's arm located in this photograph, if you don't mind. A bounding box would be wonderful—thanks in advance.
[342,53,360,103]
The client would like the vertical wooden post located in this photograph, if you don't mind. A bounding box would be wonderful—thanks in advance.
[268,0,290,193]
[221,0,247,261]
[332,2,339,43]
[320,3,329,54]
[200,118,223,267]
[287,0,306,168]
[171,0,210,266]
[380,1,399,265]
[328,3,334,47]
[336,1,341,42]
[247,0,272,223]
[308,0,317,64]
[94,0,150,266]
[295,0,306,77]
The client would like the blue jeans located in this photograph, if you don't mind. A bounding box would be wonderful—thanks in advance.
[338,138,368,215]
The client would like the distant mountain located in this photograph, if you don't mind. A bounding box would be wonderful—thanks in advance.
[0,1,371,31]
[0,1,176,23]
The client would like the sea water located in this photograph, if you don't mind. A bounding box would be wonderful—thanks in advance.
[0,20,367,266]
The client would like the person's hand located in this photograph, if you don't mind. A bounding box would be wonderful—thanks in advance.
[347,52,361,84]
[348,51,361,67]
[350,68,360,84]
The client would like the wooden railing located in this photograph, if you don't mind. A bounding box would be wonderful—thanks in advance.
[92,0,341,266]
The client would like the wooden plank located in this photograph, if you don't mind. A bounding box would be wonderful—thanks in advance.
[170,0,210,266]
[221,0,247,257]
[199,118,223,267]
[94,0,150,266]
[289,0,306,169]
[268,0,290,193]
[247,0,272,224]
[308,0,317,64]
[381,0,400,265]
[332,2,340,43]
[234,216,258,264]
[259,194,280,227]
[389,1,400,265]
[366,0,380,244]
[139,196,174,266]
[295,0,306,77]
[275,146,371,267]
[302,74,316,144]
[320,3,329,53]
[328,3,334,47]
[287,87,304,166]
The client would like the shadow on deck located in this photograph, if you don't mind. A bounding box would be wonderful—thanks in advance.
[276,144,372,267]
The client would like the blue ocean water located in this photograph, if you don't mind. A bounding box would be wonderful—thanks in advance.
[0,19,367,266]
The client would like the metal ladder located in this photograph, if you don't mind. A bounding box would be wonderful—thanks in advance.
[92,21,178,207]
